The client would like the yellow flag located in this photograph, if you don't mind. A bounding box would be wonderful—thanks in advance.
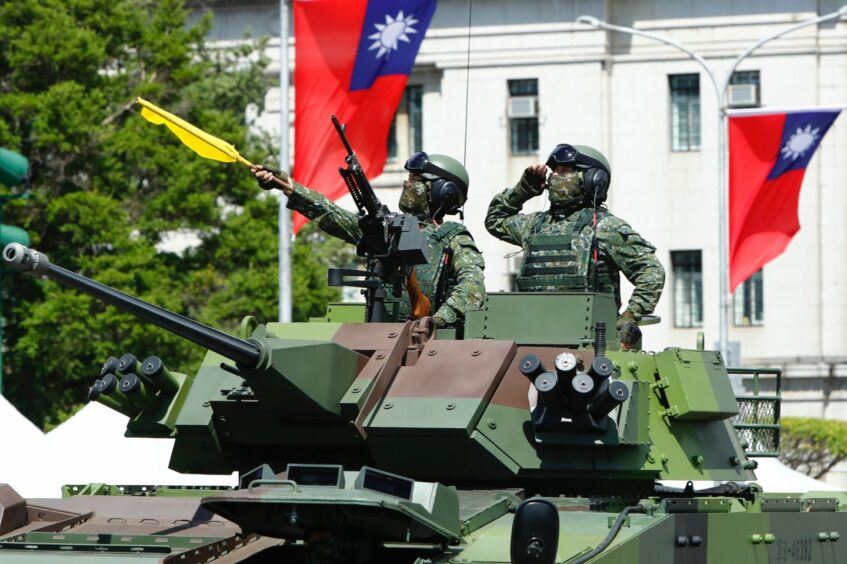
[136,97,254,167]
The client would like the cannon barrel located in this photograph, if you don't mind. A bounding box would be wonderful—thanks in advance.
[3,243,262,368]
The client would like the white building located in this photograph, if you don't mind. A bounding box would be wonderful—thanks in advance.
[198,0,847,476]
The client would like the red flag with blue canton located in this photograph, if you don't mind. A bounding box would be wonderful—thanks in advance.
[292,0,437,232]
[728,107,842,292]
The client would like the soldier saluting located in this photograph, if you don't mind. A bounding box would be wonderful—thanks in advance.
[253,152,485,331]
[485,144,664,348]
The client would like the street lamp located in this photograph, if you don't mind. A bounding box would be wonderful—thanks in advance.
[577,7,847,372]
[278,0,293,323]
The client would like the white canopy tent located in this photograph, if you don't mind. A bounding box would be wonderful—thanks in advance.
[1,398,235,498]
[0,395,55,497]
[658,457,841,494]
[45,402,237,494]
[751,457,842,493]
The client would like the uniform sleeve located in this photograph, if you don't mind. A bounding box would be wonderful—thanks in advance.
[433,233,486,325]
[484,184,540,247]
[286,181,362,245]
[598,217,666,320]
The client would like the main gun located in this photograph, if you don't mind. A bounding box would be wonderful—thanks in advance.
[3,243,264,369]
[329,115,431,322]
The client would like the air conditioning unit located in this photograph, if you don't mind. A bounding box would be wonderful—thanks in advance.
[728,84,759,108]
[508,96,538,118]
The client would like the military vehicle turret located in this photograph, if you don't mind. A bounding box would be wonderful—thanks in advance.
[1,242,841,564]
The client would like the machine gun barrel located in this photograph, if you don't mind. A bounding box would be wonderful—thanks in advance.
[331,114,381,218]
[3,243,262,368]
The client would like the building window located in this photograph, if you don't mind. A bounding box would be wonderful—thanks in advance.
[508,79,538,155]
[669,74,701,152]
[671,250,703,328]
[387,85,423,162]
[728,70,760,108]
[734,269,763,326]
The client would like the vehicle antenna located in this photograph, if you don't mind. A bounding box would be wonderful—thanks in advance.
[461,0,473,167]
[460,0,474,221]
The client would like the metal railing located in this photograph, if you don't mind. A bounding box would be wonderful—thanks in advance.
[730,367,782,457]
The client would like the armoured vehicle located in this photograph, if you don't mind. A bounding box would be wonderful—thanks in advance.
[1,241,843,564]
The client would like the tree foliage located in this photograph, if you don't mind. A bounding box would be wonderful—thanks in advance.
[0,0,354,429]
[778,417,847,479]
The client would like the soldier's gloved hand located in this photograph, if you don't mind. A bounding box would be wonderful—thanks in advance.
[617,311,642,350]
[432,306,457,328]
[516,164,547,199]
[250,165,293,196]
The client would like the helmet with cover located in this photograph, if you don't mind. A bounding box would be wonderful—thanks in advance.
[404,152,469,222]
[546,144,612,203]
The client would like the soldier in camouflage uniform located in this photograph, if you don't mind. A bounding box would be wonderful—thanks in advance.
[253,152,485,330]
[485,143,664,348]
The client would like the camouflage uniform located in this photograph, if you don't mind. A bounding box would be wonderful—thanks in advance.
[287,181,486,327]
[485,182,664,321]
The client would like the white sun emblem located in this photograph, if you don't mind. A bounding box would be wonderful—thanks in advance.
[780,124,821,161]
[368,11,419,59]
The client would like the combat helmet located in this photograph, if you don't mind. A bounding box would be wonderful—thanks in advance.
[546,144,612,202]
[405,151,469,221]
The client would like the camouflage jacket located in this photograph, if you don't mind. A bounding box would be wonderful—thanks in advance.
[485,183,665,320]
[287,181,486,326]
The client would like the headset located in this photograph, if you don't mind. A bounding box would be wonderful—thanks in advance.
[546,144,611,203]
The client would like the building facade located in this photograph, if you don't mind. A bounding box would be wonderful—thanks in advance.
[199,0,847,480]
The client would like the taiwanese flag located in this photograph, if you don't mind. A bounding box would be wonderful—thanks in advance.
[292,0,437,231]
[728,107,842,292]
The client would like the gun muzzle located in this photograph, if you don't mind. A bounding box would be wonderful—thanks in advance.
[3,243,50,276]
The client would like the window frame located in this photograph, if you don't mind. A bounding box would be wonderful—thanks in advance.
[386,84,424,162]
[734,269,764,327]
[671,249,704,328]
[508,78,539,156]
[668,73,701,152]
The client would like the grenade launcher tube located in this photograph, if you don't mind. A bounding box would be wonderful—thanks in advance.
[3,244,264,369]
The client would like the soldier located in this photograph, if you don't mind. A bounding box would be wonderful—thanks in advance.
[252,152,485,330]
[485,143,664,348]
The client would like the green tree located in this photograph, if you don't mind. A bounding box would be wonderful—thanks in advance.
[0,0,352,428]
[779,417,847,479]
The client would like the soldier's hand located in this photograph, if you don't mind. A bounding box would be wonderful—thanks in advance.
[251,165,293,196]
[617,311,642,350]
[519,164,547,196]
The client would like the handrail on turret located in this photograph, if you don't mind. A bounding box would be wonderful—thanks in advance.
[729,366,782,457]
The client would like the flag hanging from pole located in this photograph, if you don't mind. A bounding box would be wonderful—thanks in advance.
[292,0,437,232]
[728,106,842,292]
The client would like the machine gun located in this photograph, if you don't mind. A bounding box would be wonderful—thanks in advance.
[328,115,430,322]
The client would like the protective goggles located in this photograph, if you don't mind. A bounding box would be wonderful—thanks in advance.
[404,151,432,174]
[404,151,466,188]
[546,144,609,174]
[546,144,579,167]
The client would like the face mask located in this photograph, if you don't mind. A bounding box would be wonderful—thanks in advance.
[399,179,430,218]
[547,171,584,204]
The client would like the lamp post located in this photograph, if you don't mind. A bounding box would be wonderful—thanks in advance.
[577,7,847,373]
[278,0,293,323]
[0,193,30,395]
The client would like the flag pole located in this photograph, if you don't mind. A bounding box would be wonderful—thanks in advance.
[278,0,292,323]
